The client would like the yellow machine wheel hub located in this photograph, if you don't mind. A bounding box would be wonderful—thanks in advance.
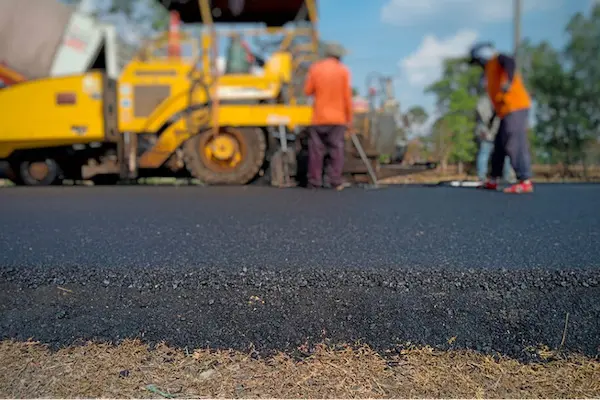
[202,132,243,169]
[28,161,50,181]
[209,135,236,160]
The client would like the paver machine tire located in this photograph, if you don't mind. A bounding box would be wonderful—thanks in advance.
[183,127,267,185]
[12,156,63,186]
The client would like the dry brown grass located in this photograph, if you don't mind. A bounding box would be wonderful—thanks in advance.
[1,340,598,399]
[381,164,600,184]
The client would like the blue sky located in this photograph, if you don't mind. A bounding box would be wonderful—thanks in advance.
[317,0,595,115]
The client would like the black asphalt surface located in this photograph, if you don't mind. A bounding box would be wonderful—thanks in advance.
[1,184,599,359]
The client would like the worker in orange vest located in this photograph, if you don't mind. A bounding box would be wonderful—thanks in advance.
[303,42,353,190]
[468,42,534,194]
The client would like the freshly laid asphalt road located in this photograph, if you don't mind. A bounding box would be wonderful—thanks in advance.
[1,184,599,269]
[1,184,599,359]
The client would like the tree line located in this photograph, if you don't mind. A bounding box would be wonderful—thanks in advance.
[405,4,600,173]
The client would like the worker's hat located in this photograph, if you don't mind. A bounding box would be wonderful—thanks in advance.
[468,42,496,66]
[324,41,347,58]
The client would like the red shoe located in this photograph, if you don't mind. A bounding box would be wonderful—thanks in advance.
[503,180,534,194]
[479,179,498,190]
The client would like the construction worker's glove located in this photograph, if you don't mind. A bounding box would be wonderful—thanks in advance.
[475,125,487,140]
[501,82,511,93]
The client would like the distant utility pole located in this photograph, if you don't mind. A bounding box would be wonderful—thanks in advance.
[513,0,522,70]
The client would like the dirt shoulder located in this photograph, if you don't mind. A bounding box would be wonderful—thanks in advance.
[379,164,600,184]
[3,165,600,187]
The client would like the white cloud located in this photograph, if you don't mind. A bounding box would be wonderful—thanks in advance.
[400,29,478,87]
[381,0,562,26]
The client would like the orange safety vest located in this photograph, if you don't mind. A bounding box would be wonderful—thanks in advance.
[485,55,531,118]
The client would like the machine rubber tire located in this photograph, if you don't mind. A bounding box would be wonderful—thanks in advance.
[183,127,266,185]
[15,158,62,186]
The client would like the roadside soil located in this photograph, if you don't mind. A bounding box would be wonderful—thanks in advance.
[379,164,600,184]
[2,165,600,187]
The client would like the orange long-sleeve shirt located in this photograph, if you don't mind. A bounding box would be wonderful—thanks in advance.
[485,54,531,118]
[304,58,353,126]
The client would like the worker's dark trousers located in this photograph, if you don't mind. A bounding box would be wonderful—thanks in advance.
[308,125,345,187]
[491,109,532,181]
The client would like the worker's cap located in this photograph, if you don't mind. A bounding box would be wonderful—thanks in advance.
[323,41,347,58]
[468,41,496,65]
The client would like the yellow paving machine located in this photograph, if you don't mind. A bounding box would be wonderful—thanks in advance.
[0,0,413,186]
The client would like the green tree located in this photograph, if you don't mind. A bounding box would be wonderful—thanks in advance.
[403,105,428,127]
[425,57,481,172]
[59,0,169,40]
[565,3,600,170]
[422,117,453,168]
[393,105,427,153]
[521,41,573,165]
[521,4,600,174]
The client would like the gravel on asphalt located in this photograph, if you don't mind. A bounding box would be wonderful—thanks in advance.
[1,264,599,360]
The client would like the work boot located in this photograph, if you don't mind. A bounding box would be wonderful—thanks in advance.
[479,179,498,191]
[503,180,534,194]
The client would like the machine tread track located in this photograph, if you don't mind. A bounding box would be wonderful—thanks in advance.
[183,127,266,185]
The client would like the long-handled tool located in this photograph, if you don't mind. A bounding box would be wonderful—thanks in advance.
[349,132,386,190]
[278,124,292,186]
[269,124,296,188]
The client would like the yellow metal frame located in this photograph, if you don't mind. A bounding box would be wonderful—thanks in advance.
[138,104,312,168]
[0,73,107,159]
[0,0,325,184]
[192,0,320,134]
[121,0,320,170]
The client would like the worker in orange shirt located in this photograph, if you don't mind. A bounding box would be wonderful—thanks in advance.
[468,42,534,194]
[303,42,353,190]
